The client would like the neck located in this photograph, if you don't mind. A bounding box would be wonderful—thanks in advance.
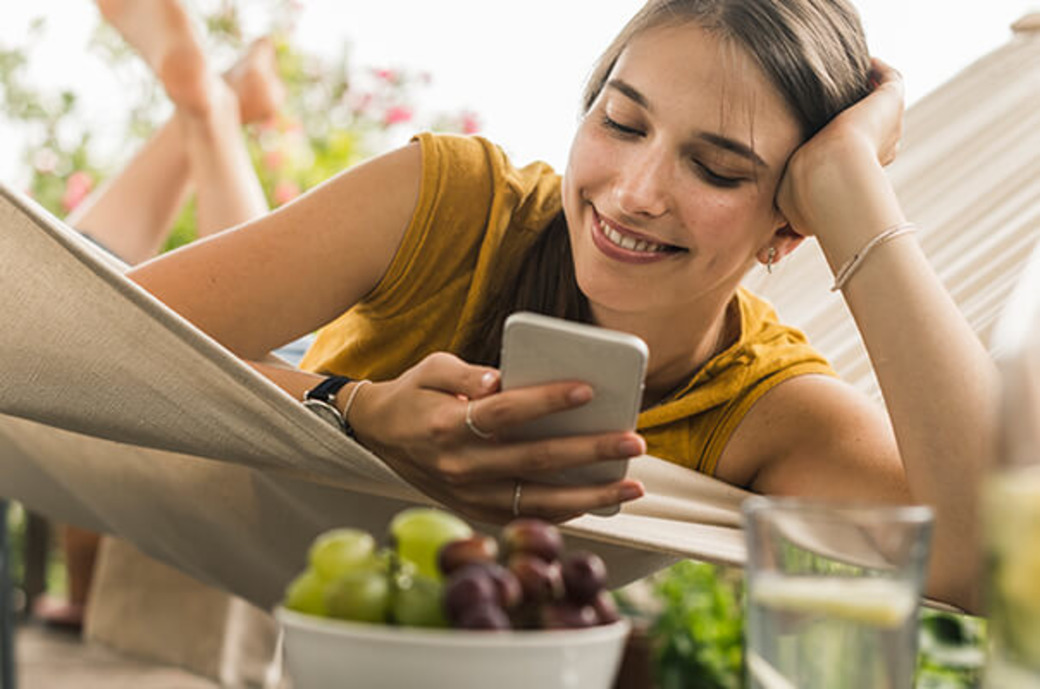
[589,292,738,408]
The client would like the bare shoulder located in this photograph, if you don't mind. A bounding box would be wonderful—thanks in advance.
[714,374,910,502]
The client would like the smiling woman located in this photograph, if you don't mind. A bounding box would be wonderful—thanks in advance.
[128,0,997,612]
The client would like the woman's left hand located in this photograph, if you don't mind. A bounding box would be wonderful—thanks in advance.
[776,58,906,242]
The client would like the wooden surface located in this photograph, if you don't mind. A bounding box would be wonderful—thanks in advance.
[16,622,220,689]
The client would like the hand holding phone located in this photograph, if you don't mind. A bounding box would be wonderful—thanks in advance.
[500,312,648,505]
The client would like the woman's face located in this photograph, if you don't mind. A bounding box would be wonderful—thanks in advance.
[563,21,803,320]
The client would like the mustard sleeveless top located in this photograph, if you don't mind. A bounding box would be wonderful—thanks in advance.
[301,133,836,476]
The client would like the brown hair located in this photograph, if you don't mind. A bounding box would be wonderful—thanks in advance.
[461,0,872,365]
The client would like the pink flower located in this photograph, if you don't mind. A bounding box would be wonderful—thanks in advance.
[374,68,397,83]
[263,150,285,172]
[460,111,481,135]
[347,91,374,115]
[383,105,413,127]
[273,180,301,206]
[61,171,93,213]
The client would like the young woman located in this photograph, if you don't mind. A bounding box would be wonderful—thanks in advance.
[127,0,997,612]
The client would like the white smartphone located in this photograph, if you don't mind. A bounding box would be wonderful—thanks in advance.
[499,311,648,505]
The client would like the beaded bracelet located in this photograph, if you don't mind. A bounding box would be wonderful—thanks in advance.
[830,221,918,292]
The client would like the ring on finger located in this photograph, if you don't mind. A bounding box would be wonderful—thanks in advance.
[512,479,523,518]
[465,400,494,440]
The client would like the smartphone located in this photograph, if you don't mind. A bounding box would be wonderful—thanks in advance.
[499,311,648,503]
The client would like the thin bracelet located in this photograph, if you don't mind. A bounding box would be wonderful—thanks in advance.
[341,379,371,438]
[830,221,918,292]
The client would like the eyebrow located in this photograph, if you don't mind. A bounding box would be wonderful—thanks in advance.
[605,78,769,169]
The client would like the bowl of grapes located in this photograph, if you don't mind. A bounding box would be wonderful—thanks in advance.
[276,507,630,689]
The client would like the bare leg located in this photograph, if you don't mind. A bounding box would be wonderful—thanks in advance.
[176,80,270,236]
[67,121,192,264]
[68,37,283,262]
[34,526,100,630]
[96,0,210,116]
[96,0,278,226]
[40,4,282,631]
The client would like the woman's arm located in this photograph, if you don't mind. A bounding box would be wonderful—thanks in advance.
[127,142,646,522]
[129,143,423,359]
[767,61,999,612]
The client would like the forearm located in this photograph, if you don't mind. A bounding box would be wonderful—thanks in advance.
[247,359,366,421]
[815,156,999,610]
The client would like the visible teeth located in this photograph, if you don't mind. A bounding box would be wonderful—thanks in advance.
[599,220,667,253]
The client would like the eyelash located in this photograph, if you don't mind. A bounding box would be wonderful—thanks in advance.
[599,115,744,189]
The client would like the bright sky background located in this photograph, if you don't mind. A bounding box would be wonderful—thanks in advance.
[2,0,1039,184]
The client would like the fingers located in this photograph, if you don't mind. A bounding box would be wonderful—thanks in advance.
[441,431,646,484]
[464,381,594,439]
[515,479,645,522]
[459,478,646,524]
[412,351,500,399]
[869,57,904,99]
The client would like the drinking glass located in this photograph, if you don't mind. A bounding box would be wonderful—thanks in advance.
[984,466,1040,687]
[743,496,934,689]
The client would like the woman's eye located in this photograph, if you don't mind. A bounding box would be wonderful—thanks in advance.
[694,161,743,188]
[601,115,643,137]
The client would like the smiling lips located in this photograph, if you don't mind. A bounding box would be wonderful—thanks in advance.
[591,210,682,264]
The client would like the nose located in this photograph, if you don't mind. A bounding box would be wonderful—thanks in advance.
[613,144,671,219]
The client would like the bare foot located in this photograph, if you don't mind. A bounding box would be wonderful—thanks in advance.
[223,37,286,125]
[96,0,212,115]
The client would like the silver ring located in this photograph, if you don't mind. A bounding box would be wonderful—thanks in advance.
[512,479,523,518]
[465,400,494,440]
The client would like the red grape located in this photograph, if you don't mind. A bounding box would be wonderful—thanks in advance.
[483,562,523,610]
[501,519,564,562]
[437,534,499,577]
[591,590,621,625]
[561,551,608,604]
[508,553,565,604]
[540,601,599,629]
[456,601,511,630]
[444,565,497,623]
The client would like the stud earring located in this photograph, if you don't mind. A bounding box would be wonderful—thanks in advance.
[766,247,776,274]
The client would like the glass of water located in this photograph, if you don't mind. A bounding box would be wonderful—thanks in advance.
[742,497,934,689]
[984,465,1040,687]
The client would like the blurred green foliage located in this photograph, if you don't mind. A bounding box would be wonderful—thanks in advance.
[0,1,478,251]
[626,561,986,688]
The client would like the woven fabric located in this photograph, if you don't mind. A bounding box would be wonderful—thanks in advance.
[0,186,748,608]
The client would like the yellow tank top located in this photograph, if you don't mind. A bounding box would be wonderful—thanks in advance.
[301,133,836,476]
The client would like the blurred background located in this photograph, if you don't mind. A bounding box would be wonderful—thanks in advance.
[3,2,1039,687]
[2,0,1038,185]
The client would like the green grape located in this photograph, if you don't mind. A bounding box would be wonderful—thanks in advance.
[324,568,391,623]
[308,528,378,581]
[389,508,472,580]
[284,568,327,616]
[393,573,449,628]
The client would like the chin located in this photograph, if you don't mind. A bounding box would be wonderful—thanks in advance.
[574,267,656,318]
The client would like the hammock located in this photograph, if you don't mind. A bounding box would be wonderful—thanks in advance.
[0,184,752,609]
[1,22,1039,615]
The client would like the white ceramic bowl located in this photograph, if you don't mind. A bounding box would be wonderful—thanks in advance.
[276,606,631,689]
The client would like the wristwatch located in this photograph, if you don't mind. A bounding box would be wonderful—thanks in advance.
[303,375,353,435]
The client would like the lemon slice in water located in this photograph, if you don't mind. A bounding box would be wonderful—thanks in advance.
[751,575,916,628]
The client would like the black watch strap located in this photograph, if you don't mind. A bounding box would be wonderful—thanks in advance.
[305,375,352,405]
[303,375,357,437]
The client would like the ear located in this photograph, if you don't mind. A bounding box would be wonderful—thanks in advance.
[757,223,805,266]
